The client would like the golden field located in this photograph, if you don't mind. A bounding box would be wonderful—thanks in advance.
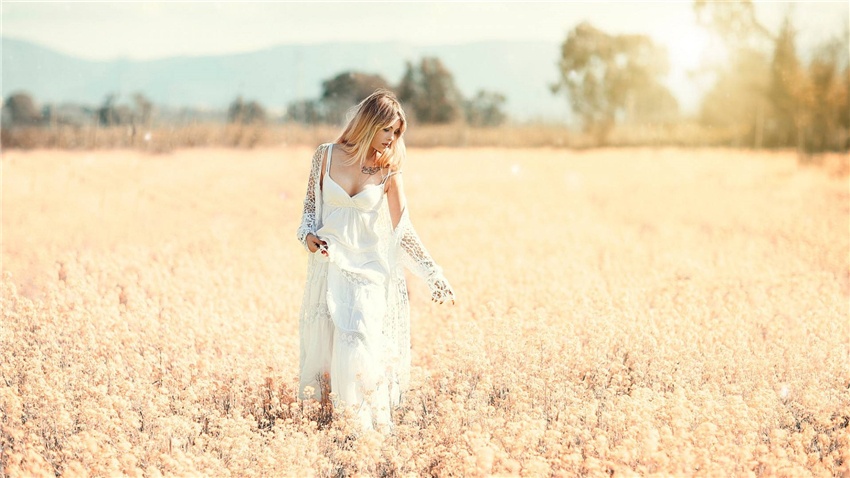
[1,146,848,477]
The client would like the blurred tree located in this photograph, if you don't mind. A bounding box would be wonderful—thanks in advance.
[98,94,133,126]
[694,0,773,51]
[321,72,390,124]
[699,48,770,147]
[3,91,42,126]
[800,38,850,152]
[551,22,677,144]
[397,57,464,124]
[697,2,848,152]
[396,61,420,116]
[629,83,680,125]
[133,92,154,127]
[694,1,775,147]
[286,99,325,125]
[464,90,507,127]
[41,103,92,127]
[228,96,267,125]
[769,16,804,148]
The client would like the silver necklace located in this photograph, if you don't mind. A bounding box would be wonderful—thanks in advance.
[361,164,381,175]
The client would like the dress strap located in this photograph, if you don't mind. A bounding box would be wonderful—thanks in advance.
[325,143,333,176]
[380,169,402,185]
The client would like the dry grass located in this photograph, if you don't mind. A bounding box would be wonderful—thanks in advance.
[1,146,848,477]
[0,123,339,152]
[1,121,767,152]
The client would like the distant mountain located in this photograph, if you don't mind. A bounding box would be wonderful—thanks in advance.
[1,37,571,123]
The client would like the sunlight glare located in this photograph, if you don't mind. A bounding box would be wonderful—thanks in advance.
[663,24,714,72]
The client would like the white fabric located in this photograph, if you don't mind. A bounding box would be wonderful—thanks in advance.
[296,143,453,431]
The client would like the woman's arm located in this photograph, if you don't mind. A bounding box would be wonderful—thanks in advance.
[385,168,406,230]
[296,145,328,254]
[386,172,455,304]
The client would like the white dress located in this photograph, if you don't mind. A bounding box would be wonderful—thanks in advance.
[296,143,454,431]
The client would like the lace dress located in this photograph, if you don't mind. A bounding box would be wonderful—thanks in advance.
[296,143,454,431]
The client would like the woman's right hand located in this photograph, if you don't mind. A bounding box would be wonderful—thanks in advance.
[306,233,328,256]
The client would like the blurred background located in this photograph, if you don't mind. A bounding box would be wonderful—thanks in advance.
[1,1,848,155]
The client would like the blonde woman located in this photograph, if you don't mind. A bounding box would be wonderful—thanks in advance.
[296,89,454,431]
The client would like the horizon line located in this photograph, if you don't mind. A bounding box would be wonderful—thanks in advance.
[1,35,562,62]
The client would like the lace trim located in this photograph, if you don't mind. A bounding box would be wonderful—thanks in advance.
[296,145,325,251]
[395,277,409,303]
[339,269,371,287]
[395,211,455,303]
[302,303,330,323]
[337,329,366,347]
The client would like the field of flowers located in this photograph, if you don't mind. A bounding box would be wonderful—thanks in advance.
[2,146,848,477]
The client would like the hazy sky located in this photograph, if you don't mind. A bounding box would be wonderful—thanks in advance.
[2,1,847,68]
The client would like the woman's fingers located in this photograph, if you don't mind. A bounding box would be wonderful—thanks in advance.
[431,289,456,305]
[306,233,327,251]
[307,234,328,254]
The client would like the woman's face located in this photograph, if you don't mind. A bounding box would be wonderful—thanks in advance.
[370,118,402,155]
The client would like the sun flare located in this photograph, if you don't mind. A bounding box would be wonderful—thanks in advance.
[661,23,717,72]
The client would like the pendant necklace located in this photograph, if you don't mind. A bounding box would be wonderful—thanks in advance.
[361,164,381,175]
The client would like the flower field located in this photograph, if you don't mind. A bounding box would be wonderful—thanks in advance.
[1,146,848,477]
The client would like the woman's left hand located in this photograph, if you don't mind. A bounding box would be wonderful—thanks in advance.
[431,277,455,305]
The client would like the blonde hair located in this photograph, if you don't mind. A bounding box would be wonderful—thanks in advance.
[334,88,407,170]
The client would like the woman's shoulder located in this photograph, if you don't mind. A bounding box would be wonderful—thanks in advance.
[383,166,403,191]
[311,142,334,159]
[319,142,350,156]
[314,142,337,151]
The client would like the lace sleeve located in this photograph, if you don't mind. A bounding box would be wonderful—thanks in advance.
[393,210,455,304]
[296,145,324,251]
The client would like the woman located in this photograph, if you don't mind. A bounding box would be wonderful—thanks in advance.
[296,89,455,431]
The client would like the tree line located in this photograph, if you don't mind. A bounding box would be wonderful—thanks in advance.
[225,55,508,128]
[284,57,506,127]
[2,55,507,133]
